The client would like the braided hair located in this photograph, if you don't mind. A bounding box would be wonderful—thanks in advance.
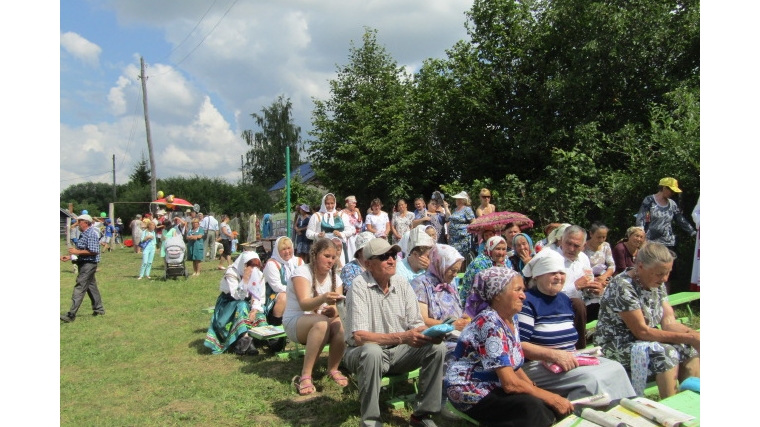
[308,238,338,296]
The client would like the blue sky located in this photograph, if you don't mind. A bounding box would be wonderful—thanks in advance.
[58,0,475,192]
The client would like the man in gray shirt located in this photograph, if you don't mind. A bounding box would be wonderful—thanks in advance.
[342,238,446,427]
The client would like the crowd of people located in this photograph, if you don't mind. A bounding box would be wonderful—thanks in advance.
[62,177,700,427]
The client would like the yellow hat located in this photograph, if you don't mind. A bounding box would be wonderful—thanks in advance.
[658,177,682,193]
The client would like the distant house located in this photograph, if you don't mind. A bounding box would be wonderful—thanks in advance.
[60,208,78,236]
[267,162,322,195]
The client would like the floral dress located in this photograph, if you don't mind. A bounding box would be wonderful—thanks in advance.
[447,206,475,257]
[391,211,415,245]
[445,308,524,412]
[594,270,698,374]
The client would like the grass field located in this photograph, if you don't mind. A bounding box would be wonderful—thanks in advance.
[59,240,475,427]
[60,239,699,426]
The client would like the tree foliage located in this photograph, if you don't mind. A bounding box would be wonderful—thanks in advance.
[242,95,302,188]
[129,154,151,188]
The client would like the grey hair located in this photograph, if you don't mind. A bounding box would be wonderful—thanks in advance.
[636,242,675,267]
[563,225,587,243]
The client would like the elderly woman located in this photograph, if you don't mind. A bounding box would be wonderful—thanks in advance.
[306,193,355,256]
[460,236,511,309]
[339,231,375,293]
[612,226,646,275]
[203,251,266,355]
[446,191,476,259]
[446,267,573,426]
[410,244,469,349]
[397,225,436,282]
[595,242,700,398]
[517,251,635,401]
[284,238,347,396]
[508,232,535,280]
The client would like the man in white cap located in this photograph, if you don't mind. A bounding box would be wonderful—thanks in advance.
[60,214,106,322]
[342,238,446,427]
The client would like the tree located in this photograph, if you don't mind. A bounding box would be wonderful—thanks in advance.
[242,96,302,188]
[308,28,434,207]
[129,154,151,188]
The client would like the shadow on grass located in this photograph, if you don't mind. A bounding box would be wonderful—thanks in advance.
[189,338,210,354]
[270,394,356,426]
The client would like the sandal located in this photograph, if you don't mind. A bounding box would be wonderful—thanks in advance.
[292,375,315,395]
[327,370,348,387]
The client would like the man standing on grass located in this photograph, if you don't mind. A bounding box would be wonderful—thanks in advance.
[60,214,105,322]
[342,238,446,427]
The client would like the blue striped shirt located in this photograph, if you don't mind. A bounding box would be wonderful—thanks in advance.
[517,287,577,351]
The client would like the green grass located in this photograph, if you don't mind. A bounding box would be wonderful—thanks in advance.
[60,240,473,427]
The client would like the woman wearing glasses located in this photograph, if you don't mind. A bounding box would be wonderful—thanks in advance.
[475,188,496,218]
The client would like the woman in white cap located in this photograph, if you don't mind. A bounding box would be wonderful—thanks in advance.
[517,250,635,401]
[446,191,476,259]
[340,195,362,261]
[396,225,435,282]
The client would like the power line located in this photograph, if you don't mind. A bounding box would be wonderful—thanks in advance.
[172,0,239,67]
[158,0,220,64]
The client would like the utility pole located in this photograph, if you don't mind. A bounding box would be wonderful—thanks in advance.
[139,57,157,210]
[112,154,116,201]
[241,155,245,184]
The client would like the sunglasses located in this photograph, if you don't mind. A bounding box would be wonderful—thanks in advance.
[370,251,397,261]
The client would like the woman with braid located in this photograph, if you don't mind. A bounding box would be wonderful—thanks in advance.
[283,238,348,395]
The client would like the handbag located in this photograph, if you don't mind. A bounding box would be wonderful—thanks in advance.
[138,239,150,249]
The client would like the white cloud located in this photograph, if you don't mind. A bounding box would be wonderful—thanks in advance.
[60,32,102,67]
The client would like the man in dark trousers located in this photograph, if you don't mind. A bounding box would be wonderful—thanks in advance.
[60,214,105,322]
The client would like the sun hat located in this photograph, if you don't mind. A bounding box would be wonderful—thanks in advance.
[658,177,682,193]
[363,238,402,259]
[452,191,469,199]
[299,204,311,213]
[156,209,167,216]
[354,231,376,257]
[77,214,93,222]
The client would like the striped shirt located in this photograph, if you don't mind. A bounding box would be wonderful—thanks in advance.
[344,271,425,347]
[517,287,577,351]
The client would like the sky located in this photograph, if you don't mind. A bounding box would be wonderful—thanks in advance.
[59,0,475,193]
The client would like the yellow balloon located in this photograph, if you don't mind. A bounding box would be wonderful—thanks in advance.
[157,190,164,199]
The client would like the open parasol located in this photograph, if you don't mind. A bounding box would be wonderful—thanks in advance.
[151,197,194,210]
[467,211,534,233]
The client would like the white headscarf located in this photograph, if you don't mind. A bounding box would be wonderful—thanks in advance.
[270,236,299,279]
[319,193,338,214]
[221,251,264,302]
[522,249,565,278]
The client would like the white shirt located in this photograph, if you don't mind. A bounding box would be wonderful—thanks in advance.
[550,246,591,300]
[283,264,343,322]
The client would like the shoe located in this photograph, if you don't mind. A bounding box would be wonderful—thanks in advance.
[146,276,151,280]
[137,276,143,280]
[292,375,316,396]
[409,414,438,427]
[60,314,75,323]
[93,311,105,316]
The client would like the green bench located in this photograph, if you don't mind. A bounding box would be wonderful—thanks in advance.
[380,368,421,409]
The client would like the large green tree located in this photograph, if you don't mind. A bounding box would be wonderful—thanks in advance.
[308,28,434,207]
[242,95,302,188]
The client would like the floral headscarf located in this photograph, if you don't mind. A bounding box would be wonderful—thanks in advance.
[464,266,520,318]
[484,236,507,260]
[427,244,464,293]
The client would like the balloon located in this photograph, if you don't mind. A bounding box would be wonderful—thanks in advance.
[166,203,174,209]
[100,212,107,218]
[157,190,164,199]
[166,194,175,203]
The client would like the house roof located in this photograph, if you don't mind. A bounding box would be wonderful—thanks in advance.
[60,208,78,219]
[268,162,316,192]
